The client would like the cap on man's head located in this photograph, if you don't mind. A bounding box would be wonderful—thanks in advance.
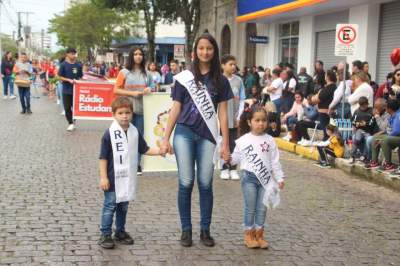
[66,48,77,54]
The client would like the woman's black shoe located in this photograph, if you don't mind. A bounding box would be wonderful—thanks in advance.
[180,230,192,247]
[98,234,115,249]
[200,230,215,247]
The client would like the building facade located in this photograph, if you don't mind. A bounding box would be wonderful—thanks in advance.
[200,0,400,83]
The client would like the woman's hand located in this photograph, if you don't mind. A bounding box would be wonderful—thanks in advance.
[220,145,230,162]
[160,140,172,156]
[100,177,110,191]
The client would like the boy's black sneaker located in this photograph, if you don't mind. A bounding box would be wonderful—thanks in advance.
[314,161,331,169]
[200,230,215,247]
[20,110,26,114]
[98,234,115,249]
[137,166,142,176]
[180,230,192,247]
[114,231,134,245]
[27,109,32,114]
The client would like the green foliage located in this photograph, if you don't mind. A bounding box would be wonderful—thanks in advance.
[93,0,160,62]
[49,2,139,61]
[0,34,18,55]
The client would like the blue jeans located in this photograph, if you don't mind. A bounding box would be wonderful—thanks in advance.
[18,87,31,111]
[100,191,129,235]
[241,170,267,229]
[2,75,14,96]
[173,124,216,231]
[132,114,144,166]
[56,82,64,111]
[365,135,374,160]
[272,98,282,117]
[286,116,298,131]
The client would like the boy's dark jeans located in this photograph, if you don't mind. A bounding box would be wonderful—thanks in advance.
[100,191,129,235]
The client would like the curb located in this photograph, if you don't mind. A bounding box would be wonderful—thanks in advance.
[274,138,400,192]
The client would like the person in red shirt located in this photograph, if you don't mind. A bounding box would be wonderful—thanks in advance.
[47,61,57,98]
[375,72,393,99]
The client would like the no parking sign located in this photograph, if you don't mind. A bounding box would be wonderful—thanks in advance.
[335,24,358,56]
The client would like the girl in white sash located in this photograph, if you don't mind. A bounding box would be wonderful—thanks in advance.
[230,104,285,249]
[160,33,233,247]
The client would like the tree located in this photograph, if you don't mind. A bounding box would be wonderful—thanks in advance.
[0,34,18,56]
[93,0,160,62]
[159,0,201,65]
[49,2,138,62]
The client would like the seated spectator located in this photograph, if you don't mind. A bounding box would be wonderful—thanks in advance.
[266,111,281,137]
[350,97,378,163]
[281,91,304,141]
[348,71,374,115]
[364,98,391,166]
[366,99,400,172]
[295,95,318,145]
[314,124,345,168]
[329,67,352,119]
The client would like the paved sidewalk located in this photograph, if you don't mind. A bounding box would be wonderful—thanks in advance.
[0,97,399,266]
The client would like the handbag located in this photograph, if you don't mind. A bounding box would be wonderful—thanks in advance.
[15,77,31,87]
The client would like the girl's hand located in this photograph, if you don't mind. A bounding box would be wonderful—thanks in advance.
[143,87,151,95]
[100,177,110,191]
[278,180,285,190]
[220,145,230,162]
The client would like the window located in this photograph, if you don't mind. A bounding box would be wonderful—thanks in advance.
[279,21,299,69]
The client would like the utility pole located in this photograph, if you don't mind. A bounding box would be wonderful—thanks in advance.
[16,11,34,56]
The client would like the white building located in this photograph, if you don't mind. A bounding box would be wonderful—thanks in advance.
[200,0,400,83]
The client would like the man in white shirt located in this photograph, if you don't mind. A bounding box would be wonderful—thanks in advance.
[348,71,374,115]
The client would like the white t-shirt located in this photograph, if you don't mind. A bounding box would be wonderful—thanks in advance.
[348,82,374,115]
[269,78,284,101]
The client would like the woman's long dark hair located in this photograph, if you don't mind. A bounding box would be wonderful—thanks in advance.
[125,47,146,76]
[238,103,268,136]
[2,51,12,62]
[192,33,222,89]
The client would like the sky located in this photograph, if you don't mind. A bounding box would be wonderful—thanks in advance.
[1,0,65,51]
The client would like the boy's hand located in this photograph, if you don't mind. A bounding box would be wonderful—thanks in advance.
[278,180,285,190]
[100,177,110,191]
[160,140,172,156]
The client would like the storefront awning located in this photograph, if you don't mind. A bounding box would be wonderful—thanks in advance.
[236,0,384,23]
[236,0,326,22]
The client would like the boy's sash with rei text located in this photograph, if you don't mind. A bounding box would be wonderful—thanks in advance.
[109,120,139,203]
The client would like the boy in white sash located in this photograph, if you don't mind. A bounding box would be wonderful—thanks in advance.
[231,104,285,249]
[98,96,163,249]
